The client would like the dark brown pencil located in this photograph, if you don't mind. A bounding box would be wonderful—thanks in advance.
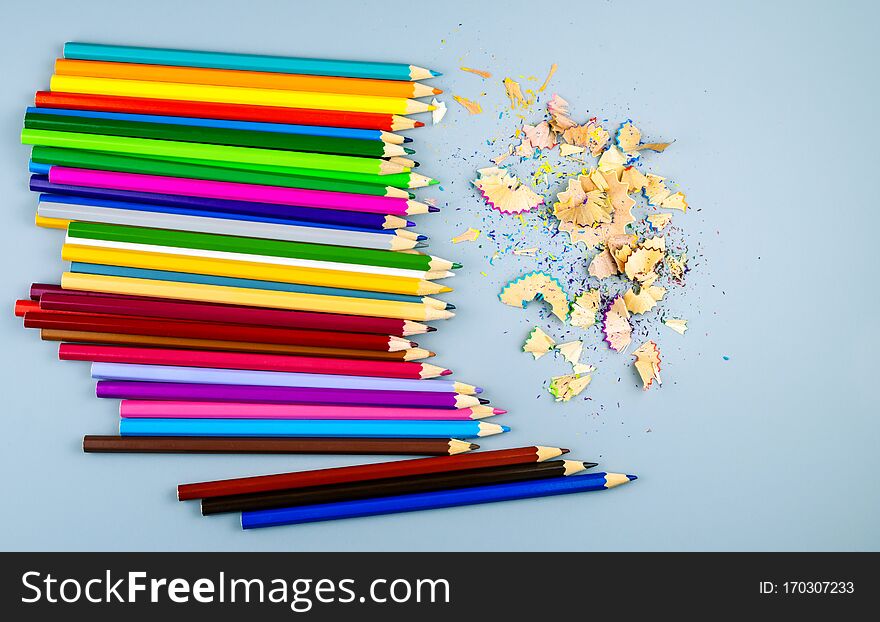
[83,436,478,456]
[201,460,597,515]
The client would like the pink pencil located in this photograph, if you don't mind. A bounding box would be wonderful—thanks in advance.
[48,167,428,216]
[119,400,505,420]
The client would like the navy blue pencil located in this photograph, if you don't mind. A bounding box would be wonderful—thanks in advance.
[240,472,637,528]
[29,176,414,230]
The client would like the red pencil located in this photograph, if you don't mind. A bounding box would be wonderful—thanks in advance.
[35,92,424,131]
[58,344,451,378]
[25,311,415,352]
[177,446,568,500]
[34,288,434,336]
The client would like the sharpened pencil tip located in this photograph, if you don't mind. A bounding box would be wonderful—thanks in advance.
[404,147,416,155]
[426,326,437,332]
[500,425,511,432]
[411,161,420,168]
[583,462,599,469]
[478,398,490,405]
[414,121,425,127]
[469,443,480,450]
[446,304,456,310]
[415,242,428,249]
[492,408,507,414]
[452,262,463,270]
[430,70,442,77]
[560,448,570,454]
[403,136,414,143]
[627,474,638,481]
[474,387,483,394]
[432,88,443,95]
[440,368,453,376]
[428,206,440,213]
[416,234,428,241]
[428,178,440,185]
[406,220,416,227]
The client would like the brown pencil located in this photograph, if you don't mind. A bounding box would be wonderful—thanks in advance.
[178,445,569,501]
[201,460,597,515]
[40,329,434,361]
[83,436,477,455]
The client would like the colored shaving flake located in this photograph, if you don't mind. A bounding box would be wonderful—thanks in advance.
[556,340,584,366]
[632,341,662,389]
[547,94,577,132]
[644,174,688,211]
[523,327,556,359]
[499,271,569,321]
[522,122,557,151]
[453,95,482,114]
[557,175,636,248]
[538,63,558,91]
[665,252,688,284]
[559,143,586,157]
[461,67,492,78]
[431,98,447,125]
[601,296,632,352]
[623,285,667,314]
[616,120,672,158]
[569,289,601,327]
[554,176,611,227]
[503,78,528,109]
[451,227,481,244]
[664,318,689,335]
[548,372,593,402]
[572,362,595,375]
[623,247,665,282]
[621,166,649,193]
[597,145,628,173]
[646,213,673,231]
[562,122,610,157]
[513,247,538,256]
[473,167,544,215]
[588,248,619,279]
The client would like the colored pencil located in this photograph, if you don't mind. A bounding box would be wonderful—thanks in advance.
[101,382,486,408]
[36,92,424,131]
[22,130,411,176]
[14,299,40,316]
[63,42,440,81]
[39,202,422,250]
[49,168,431,216]
[31,179,415,230]
[204,460,595,515]
[25,311,415,351]
[42,329,433,360]
[60,273,454,321]
[58,344,452,378]
[120,401,500,421]
[26,113,414,158]
[68,263,442,307]
[36,290,435,335]
[49,76,434,115]
[31,147,414,197]
[120,419,509,440]
[177,446,567,500]
[241,473,636,528]
[82,436,476,455]
[62,245,451,296]
[55,59,442,99]
[91,363,480,394]
[28,108,410,144]
[66,222,456,272]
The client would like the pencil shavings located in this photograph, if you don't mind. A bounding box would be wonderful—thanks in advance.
[461,67,492,78]
[602,296,632,352]
[547,94,576,132]
[431,98,447,125]
[453,95,482,114]
[616,121,672,158]
[556,340,584,366]
[451,227,481,244]
[623,285,666,314]
[664,318,688,335]
[559,143,586,157]
[499,271,569,321]
[523,327,556,359]
[503,78,528,109]
[640,236,666,252]
[572,362,595,375]
[632,341,662,389]
[665,252,688,284]
[621,166,649,193]
[563,121,610,157]
[588,248,619,279]
[538,64,558,91]
[570,289,601,327]
[646,213,673,231]
[558,194,636,248]
[597,145,628,173]
[624,248,665,282]
[554,177,611,227]
[473,167,544,215]
[522,122,557,151]
[644,174,688,211]
[548,372,593,402]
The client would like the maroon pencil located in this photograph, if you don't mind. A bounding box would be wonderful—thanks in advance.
[34,288,434,336]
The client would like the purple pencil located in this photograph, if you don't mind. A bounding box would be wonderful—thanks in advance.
[98,381,489,409]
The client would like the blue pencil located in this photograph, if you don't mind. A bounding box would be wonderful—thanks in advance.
[119,418,508,439]
[69,263,429,305]
[240,473,637,528]
[30,175,416,231]
[26,107,409,142]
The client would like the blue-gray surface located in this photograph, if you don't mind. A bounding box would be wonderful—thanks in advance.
[0,0,877,551]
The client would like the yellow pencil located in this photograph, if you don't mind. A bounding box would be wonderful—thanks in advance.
[50,75,434,115]
[60,272,455,321]
[61,245,452,297]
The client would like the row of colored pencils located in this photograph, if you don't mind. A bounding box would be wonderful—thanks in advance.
[16,43,518,454]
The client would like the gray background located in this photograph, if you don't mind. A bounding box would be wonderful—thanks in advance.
[0,0,877,551]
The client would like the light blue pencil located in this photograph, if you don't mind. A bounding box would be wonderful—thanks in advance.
[91,363,481,394]
[119,418,508,438]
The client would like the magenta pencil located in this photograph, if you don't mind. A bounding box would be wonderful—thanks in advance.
[119,401,505,421]
[47,167,427,216]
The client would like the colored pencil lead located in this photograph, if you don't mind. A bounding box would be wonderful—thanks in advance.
[477,398,490,405]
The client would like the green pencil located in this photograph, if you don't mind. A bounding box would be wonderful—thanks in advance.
[21,129,409,176]
[24,113,415,159]
[68,221,460,272]
[31,147,414,199]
